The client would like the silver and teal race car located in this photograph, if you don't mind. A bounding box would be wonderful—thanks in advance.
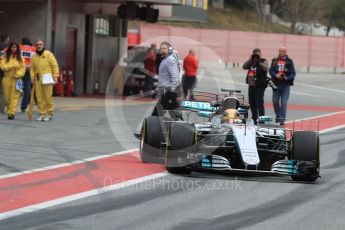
[139,89,320,182]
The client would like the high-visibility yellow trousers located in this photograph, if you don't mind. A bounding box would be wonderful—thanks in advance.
[34,81,54,116]
[2,77,20,116]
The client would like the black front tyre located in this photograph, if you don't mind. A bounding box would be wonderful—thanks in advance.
[140,116,171,164]
[291,131,320,182]
[165,123,195,175]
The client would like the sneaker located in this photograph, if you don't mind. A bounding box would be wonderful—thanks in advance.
[44,115,53,121]
[21,108,26,113]
[36,116,45,121]
[7,114,15,120]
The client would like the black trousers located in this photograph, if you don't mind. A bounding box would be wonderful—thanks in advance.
[144,74,154,94]
[248,86,266,121]
[182,75,196,99]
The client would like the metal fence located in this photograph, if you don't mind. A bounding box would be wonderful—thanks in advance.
[140,24,345,71]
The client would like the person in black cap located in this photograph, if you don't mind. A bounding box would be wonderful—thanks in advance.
[242,48,269,125]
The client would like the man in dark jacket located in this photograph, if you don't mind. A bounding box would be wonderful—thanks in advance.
[20,37,36,112]
[243,48,269,125]
[269,46,296,125]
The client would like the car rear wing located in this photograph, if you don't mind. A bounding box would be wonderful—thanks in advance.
[221,88,245,101]
[193,91,220,101]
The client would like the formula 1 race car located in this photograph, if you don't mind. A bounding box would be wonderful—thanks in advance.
[139,89,320,182]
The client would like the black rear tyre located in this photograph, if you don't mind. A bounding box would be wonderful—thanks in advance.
[165,123,195,174]
[140,116,172,163]
[291,131,320,182]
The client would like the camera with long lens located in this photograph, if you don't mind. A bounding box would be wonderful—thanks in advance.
[267,77,278,91]
[251,54,260,63]
[280,73,287,80]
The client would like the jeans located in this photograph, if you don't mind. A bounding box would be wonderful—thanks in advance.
[21,70,31,110]
[272,85,290,122]
[248,86,266,121]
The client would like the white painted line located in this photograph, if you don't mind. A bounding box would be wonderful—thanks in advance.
[201,76,332,98]
[291,91,322,98]
[290,110,345,122]
[284,111,345,133]
[320,124,345,134]
[0,148,139,180]
[295,82,345,94]
[200,77,324,98]
[0,172,169,220]
[199,76,246,86]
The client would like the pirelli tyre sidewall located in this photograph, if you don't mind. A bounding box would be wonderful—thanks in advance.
[165,122,195,175]
[291,131,320,182]
[140,116,172,164]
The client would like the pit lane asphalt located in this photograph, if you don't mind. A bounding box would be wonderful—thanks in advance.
[1,67,345,229]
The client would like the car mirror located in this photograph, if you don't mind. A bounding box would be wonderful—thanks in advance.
[239,104,250,110]
[259,116,273,123]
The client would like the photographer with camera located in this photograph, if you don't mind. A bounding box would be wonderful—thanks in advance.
[243,48,269,125]
[269,46,296,125]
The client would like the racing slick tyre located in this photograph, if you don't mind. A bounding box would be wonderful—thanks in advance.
[140,116,172,164]
[291,131,320,182]
[165,123,195,175]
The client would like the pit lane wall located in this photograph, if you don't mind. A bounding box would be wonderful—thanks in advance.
[140,24,345,72]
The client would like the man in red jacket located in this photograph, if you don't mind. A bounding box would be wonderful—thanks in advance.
[143,44,157,96]
[182,49,198,100]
